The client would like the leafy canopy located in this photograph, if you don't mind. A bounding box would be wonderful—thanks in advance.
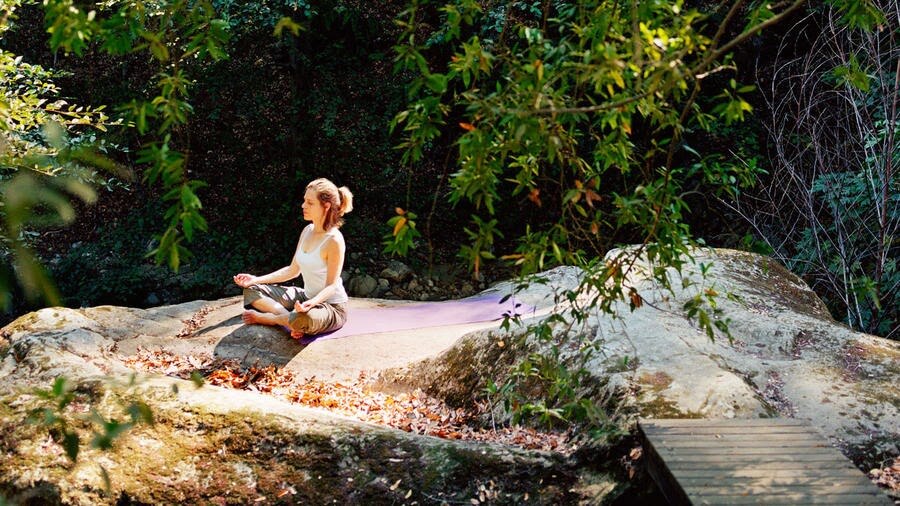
[0,0,231,309]
[388,0,881,337]
[385,0,883,427]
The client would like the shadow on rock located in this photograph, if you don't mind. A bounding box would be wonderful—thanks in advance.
[214,324,308,368]
[194,314,244,337]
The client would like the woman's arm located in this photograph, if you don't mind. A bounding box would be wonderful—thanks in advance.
[234,229,306,287]
[295,233,345,311]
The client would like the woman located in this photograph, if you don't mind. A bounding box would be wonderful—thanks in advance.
[234,178,353,339]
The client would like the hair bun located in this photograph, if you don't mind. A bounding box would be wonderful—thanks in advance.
[338,186,354,215]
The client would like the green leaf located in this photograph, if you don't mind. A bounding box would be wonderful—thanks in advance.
[190,371,205,388]
[425,73,448,94]
[127,401,155,425]
[99,465,112,493]
[51,376,67,398]
[832,56,871,93]
[91,418,132,451]
[273,17,303,37]
[62,431,80,461]
[827,0,886,29]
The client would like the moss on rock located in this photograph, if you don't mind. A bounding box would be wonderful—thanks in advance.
[0,377,594,505]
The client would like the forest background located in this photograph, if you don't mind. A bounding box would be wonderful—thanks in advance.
[0,0,897,341]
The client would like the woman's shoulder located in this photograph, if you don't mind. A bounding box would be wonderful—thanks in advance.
[325,228,346,246]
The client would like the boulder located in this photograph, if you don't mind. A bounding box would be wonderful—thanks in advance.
[1,248,896,504]
[347,274,377,297]
[379,260,412,283]
[387,249,899,467]
[0,373,587,505]
[0,270,609,505]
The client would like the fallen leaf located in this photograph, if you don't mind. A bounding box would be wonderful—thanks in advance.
[629,289,643,308]
[528,188,541,207]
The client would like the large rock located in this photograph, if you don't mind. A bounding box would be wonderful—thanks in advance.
[388,249,899,466]
[0,372,587,505]
[1,249,896,504]
[347,273,378,297]
[379,260,413,283]
[0,271,606,505]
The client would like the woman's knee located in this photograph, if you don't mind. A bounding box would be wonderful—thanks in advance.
[243,286,263,309]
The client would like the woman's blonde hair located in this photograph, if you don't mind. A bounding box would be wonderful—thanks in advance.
[307,178,353,229]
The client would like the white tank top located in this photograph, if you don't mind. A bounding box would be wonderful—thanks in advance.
[295,228,349,304]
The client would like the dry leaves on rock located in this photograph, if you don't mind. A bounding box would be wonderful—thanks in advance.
[176,305,215,337]
[123,348,573,453]
[869,457,900,493]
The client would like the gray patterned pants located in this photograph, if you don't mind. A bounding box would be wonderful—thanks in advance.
[243,284,347,335]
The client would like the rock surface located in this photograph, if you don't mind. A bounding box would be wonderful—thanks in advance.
[0,274,601,505]
[392,249,899,467]
[1,248,897,504]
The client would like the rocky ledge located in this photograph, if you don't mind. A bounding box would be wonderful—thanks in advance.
[1,247,897,504]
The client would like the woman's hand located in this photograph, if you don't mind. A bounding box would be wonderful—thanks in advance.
[233,273,258,288]
[294,300,313,313]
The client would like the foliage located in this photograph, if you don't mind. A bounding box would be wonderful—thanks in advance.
[384,207,422,256]
[89,0,230,271]
[486,308,626,441]
[798,162,899,336]
[0,63,122,308]
[729,0,898,337]
[213,0,314,35]
[389,0,807,338]
[0,0,231,314]
[49,198,274,308]
[386,0,879,431]
[26,375,155,490]
[0,0,414,320]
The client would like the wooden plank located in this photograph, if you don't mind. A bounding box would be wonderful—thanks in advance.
[657,449,840,458]
[667,461,861,472]
[684,485,877,499]
[642,418,809,428]
[662,454,856,464]
[656,445,836,454]
[690,492,892,505]
[648,432,831,446]
[656,436,828,446]
[641,423,692,505]
[669,467,871,480]
[643,428,812,436]
[679,477,877,490]
[637,418,893,506]
[643,425,814,436]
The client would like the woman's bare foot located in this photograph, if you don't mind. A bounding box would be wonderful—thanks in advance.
[242,310,264,325]
[243,309,292,332]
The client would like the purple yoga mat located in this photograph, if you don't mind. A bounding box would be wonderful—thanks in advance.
[308,294,534,342]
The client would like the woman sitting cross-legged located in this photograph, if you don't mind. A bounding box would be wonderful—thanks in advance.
[233,178,353,339]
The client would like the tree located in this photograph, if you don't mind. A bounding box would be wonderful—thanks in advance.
[385,0,885,425]
[392,0,815,329]
[0,0,121,309]
[0,0,230,310]
[729,0,897,337]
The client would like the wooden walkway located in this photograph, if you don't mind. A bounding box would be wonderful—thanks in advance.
[639,418,893,505]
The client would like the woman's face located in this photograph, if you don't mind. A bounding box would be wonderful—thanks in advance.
[302,188,327,223]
